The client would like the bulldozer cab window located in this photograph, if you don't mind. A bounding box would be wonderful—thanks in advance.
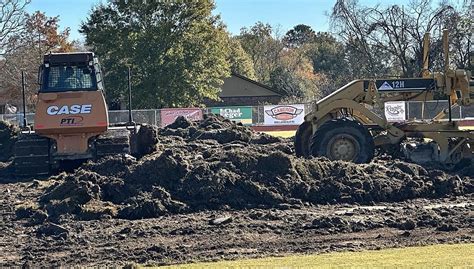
[42,65,97,92]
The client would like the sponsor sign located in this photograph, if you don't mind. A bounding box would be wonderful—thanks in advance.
[160,108,203,127]
[210,106,253,125]
[384,101,406,122]
[264,104,305,125]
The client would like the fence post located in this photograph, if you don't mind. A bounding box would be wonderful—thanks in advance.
[406,101,410,120]
[257,106,260,125]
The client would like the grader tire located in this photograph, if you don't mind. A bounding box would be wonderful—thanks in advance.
[294,121,312,157]
[310,118,374,163]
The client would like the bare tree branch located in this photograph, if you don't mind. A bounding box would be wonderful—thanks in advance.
[330,0,469,77]
[0,0,30,55]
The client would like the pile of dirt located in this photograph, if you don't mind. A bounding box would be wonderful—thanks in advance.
[0,121,19,162]
[29,115,473,221]
[160,114,282,144]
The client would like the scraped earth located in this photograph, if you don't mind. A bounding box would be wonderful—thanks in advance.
[0,115,473,267]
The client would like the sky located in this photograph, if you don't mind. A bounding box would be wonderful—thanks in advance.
[27,0,413,41]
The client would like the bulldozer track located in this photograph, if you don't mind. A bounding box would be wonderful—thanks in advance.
[13,129,133,177]
[14,134,51,177]
[94,129,131,159]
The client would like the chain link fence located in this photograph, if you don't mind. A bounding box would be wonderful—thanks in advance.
[1,101,473,127]
[406,100,467,120]
[0,104,315,127]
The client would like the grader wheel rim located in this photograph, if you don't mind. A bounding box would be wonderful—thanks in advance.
[327,134,360,161]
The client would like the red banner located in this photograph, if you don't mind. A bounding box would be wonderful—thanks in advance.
[160,108,203,127]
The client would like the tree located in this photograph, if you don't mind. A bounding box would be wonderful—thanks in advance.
[283,24,316,48]
[237,23,323,102]
[270,47,321,102]
[330,0,469,78]
[0,0,29,56]
[306,32,347,91]
[237,22,284,83]
[0,10,74,108]
[81,0,230,108]
[227,37,256,79]
[24,11,74,56]
[442,3,472,71]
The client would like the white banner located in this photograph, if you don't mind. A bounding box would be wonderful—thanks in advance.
[264,104,305,125]
[385,101,406,122]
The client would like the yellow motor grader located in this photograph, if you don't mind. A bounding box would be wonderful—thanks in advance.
[295,30,473,165]
[14,52,156,177]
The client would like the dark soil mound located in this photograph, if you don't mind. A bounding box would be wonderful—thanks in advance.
[131,124,159,158]
[34,115,473,221]
[161,114,282,144]
[0,121,19,162]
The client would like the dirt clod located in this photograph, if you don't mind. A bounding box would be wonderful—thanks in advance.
[36,222,69,237]
[398,219,417,230]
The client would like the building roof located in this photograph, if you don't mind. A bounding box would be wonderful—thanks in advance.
[220,73,282,98]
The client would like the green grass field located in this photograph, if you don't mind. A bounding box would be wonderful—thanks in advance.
[263,127,473,139]
[262,130,296,138]
[263,125,473,139]
[157,244,473,268]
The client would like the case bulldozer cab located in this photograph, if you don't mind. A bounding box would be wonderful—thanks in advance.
[35,52,109,158]
[14,52,155,177]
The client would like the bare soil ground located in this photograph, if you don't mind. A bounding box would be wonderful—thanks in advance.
[0,115,472,267]
[1,181,472,267]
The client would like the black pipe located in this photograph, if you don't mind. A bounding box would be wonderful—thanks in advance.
[448,95,452,122]
[21,71,27,128]
[127,66,133,125]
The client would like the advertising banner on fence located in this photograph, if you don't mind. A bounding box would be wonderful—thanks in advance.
[264,104,305,125]
[160,108,203,127]
[384,101,406,122]
[210,106,253,125]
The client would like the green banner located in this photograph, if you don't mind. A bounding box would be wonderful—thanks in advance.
[211,106,253,125]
